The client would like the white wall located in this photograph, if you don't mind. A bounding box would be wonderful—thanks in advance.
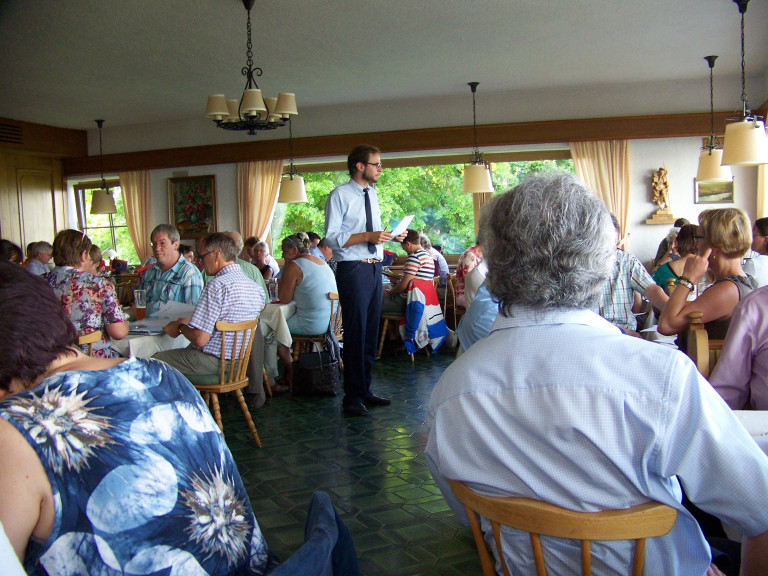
[627,137,758,267]
[148,164,239,244]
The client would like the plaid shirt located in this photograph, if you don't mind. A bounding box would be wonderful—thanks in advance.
[597,249,654,331]
[138,255,203,317]
[189,263,266,359]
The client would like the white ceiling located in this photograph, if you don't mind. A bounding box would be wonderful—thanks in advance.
[1,0,767,150]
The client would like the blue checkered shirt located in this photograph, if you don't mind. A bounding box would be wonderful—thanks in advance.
[597,249,654,331]
[189,263,266,359]
[138,255,203,317]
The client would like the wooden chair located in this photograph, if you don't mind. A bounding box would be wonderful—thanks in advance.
[443,273,466,331]
[686,311,724,379]
[665,277,677,296]
[78,330,102,357]
[448,480,677,576]
[186,319,262,447]
[291,293,343,371]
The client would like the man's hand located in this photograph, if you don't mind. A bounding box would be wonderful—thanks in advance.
[369,230,392,245]
[163,318,188,338]
[393,231,407,243]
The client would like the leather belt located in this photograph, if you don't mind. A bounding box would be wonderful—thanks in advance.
[359,258,378,263]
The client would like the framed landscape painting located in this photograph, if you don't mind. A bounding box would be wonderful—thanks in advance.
[168,175,217,238]
[694,179,734,204]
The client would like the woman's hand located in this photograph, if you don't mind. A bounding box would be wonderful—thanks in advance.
[681,248,711,284]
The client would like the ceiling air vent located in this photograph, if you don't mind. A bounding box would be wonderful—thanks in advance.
[0,122,23,145]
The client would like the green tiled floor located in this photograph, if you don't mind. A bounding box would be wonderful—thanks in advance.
[217,350,479,575]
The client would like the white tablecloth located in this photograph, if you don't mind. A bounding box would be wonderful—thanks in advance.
[112,332,190,359]
[259,302,296,347]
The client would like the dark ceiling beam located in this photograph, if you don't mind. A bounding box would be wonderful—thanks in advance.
[62,111,730,177]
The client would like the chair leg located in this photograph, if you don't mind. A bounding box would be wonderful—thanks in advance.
[377,319,389,359]
[210,393,224,437]
[235,389,262,448]
[263,367,272,397]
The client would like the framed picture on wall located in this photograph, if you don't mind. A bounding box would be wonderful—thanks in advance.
[168,175,217,238]
[694,179,734,204]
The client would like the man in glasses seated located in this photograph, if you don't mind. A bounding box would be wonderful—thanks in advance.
[137,224,203,317]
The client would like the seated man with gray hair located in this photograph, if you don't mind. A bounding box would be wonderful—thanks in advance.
[138,224,203,317]
[25,241,53,275]
[156,233,265,376]
[426,173,768,575]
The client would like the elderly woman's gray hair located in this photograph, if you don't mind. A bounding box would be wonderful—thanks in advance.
[419,234,432,250]
[483,172,615,315]
[255,241,270,254]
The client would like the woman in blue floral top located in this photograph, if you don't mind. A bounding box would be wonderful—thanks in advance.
[0,263,271,575]
[46,229,129,358]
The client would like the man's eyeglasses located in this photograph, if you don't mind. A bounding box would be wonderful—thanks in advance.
[198,250,215,260]
[365,162,383,169]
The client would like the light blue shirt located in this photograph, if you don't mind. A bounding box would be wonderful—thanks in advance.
[309,245,325,261]
[26,258,49,276]
[427,306,768,576]
[457,283,497,351]
[138,254,203,317]
[324,179,383,262]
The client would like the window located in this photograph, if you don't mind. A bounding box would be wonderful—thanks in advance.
[74,180,140,264]
[271,158,573,258]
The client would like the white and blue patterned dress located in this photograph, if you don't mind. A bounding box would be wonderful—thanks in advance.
[0,357,269,576]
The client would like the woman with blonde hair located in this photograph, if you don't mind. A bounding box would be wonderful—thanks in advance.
[658,208,756,347]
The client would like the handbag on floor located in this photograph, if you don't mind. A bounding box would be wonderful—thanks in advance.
[292,348,341,396]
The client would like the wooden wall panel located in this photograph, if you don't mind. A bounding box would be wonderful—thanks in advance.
[0,152,64,247]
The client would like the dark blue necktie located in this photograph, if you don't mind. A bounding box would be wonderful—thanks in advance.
[364,187,375,254]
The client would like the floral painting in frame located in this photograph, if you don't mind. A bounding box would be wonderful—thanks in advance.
[168,175,217,238]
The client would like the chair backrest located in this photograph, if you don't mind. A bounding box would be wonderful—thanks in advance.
[215,318,259,385]
[685,311,724,379]
[78,330,102,357]
[448,480,677,576]
[328,292,342,338]
[665,278,677,296]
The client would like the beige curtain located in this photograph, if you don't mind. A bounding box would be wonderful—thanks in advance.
[238,159,284,242]
[570,140,630,246]
[757,165,767,219]
[119,170,152,262]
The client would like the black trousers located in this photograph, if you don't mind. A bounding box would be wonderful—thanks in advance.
[335,260,382,404]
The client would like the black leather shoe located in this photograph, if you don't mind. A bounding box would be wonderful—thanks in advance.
[363,394,391,407]
[343,402,369,417]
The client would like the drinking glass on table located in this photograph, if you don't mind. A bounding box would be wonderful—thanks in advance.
[134,289,147,320]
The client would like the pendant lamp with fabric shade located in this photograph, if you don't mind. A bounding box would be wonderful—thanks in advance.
[278,118,307,203]
[721,0,768,167]
[462,82,494,193]
[696,56,733,183]
[90,119,117,215]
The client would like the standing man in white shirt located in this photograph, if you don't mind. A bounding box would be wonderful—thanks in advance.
[325,144,405,417]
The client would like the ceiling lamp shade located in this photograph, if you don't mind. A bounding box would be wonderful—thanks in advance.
[696,56,733,183]
[205,0,297,135]
[721,0,768,166]
[722,119,768,166]
[462,82,494,193]
[462,163,494,193]
[278,175,307,203]
[90,119,118,215]
[91,188,117,214]
[278,117,307,203]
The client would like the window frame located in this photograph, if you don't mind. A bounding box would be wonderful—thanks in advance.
[73,178,124,252]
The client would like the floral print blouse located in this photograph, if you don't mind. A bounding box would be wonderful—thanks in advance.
[46,266,126,358]
[455,246,482,307]
[0,357,270,576]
